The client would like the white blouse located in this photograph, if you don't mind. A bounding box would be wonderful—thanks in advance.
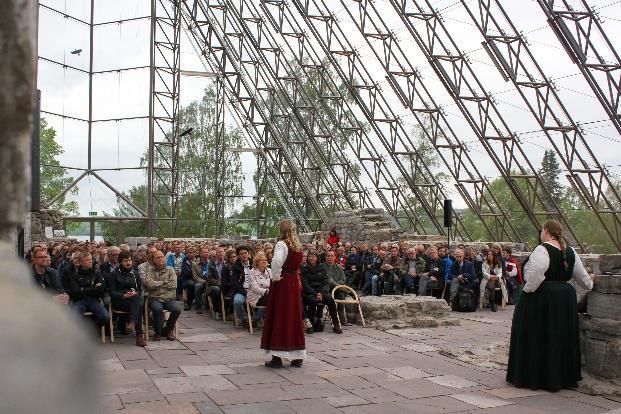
[270,241,288,282]
[523,242,592,293]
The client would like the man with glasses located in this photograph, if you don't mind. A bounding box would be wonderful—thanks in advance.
[31,248,69,304]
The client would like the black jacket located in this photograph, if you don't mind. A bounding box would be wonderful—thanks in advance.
[63,267,106,302]
[229,259,250,296]
[220,263,237,297]
[32,266,65,295]
[426,257,446,279]
[301,263,330,300]
[108,266,142,302]
[180,257,195,282]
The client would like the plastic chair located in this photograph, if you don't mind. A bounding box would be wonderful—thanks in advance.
[331,285,366,329]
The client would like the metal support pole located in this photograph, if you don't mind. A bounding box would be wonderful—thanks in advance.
[147,0,156,237]
[87,0,94,171]
[89,221,95,242]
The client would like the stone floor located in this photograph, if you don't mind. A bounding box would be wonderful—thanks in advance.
[98,305,621,414]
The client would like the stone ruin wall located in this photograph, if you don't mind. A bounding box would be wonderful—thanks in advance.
[579,256,621,397]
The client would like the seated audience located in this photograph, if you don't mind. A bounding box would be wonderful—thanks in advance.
[344,246,361,288]
[448,249,477,301]
[64,252,109,327]
[31,248,69,304]
[206,246,226,319]
[180,246,197,311]
[503,246,522,304]
[108,250,146,346]
[378,245,403,295]
[301,251,342,334]
[144,250,182,341]
[481,250,507,311]
[326,227,340,246]
[192,247,211,314]
[246,252,271,327]
[231,245,253,326]
[419,246,445,298]
[325,250,350,326]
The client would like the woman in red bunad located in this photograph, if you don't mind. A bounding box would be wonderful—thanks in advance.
[261,220,306,368]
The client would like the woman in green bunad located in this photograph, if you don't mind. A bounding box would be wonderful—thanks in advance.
[507,220,594,391]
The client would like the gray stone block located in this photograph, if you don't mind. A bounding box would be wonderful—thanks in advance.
[588,292,621,320]
[594,275,621,294]
[600,255,621,274]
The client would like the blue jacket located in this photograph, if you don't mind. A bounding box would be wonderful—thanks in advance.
[442,256,452,282]
[448,260,476,285]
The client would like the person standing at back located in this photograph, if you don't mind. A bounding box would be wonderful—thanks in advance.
[507,220,594,391]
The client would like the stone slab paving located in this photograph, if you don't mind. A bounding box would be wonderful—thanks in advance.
[98,305,621,413]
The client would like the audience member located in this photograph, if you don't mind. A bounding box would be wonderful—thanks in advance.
[108,251,146,346]
[301,252,342,334]
[64,252,109,328]
[144,250,182,341]
[246,252,271,327]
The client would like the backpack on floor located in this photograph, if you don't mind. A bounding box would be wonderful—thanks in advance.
[312,317,325,332]
[452,286,477,312]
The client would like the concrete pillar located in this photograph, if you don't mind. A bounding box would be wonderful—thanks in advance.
[0,0,36,243]
[0,3,99,413]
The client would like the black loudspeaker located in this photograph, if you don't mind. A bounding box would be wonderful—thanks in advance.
[443,199,452,228]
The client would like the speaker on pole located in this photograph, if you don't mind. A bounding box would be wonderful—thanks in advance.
[443,199,452,228]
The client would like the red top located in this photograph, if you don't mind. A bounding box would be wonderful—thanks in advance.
[326,234,340,245]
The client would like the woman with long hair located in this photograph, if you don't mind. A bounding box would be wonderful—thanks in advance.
[507,220,594,391]
[261,220,306,368]
[480,250,507,311]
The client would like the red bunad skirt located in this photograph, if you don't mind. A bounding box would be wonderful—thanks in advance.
[260,270,307,360]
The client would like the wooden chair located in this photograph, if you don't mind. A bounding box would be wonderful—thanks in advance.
[108,301,147,343]
[206,291,216,319]
[245,300,266,334]
[220,291,235,324]
[331,285,366,329]
[83,312,106,344]
[143,298,179,340]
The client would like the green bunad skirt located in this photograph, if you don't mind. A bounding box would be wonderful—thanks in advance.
[506,281,581,391]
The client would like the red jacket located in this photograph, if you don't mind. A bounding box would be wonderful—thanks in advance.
[326,235,340,245]
[507,256,523,284]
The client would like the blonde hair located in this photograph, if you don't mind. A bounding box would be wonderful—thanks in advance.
[278,219,302,252]
[253,251,268,268]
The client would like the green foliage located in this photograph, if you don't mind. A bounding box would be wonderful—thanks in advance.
[40,117,79,215]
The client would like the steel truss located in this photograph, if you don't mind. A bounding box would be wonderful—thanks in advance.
[240,2,434,235]
[252,0,473,238]
[205,0,446,236]
[148,0,183,237]
[385,0,584,248]
[458,0,621,250]
[312,0,522,242]
[538,0,621,136]
[187,0,377,218]
[181,0,340,231]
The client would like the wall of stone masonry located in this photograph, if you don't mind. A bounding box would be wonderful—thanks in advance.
[28,209,64,243]
[579,255,621,396]
[319,208,405,246]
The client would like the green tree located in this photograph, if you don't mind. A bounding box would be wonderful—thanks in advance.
[40,117,79,215]
[539,149,564,208]
[101,84,245,242]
